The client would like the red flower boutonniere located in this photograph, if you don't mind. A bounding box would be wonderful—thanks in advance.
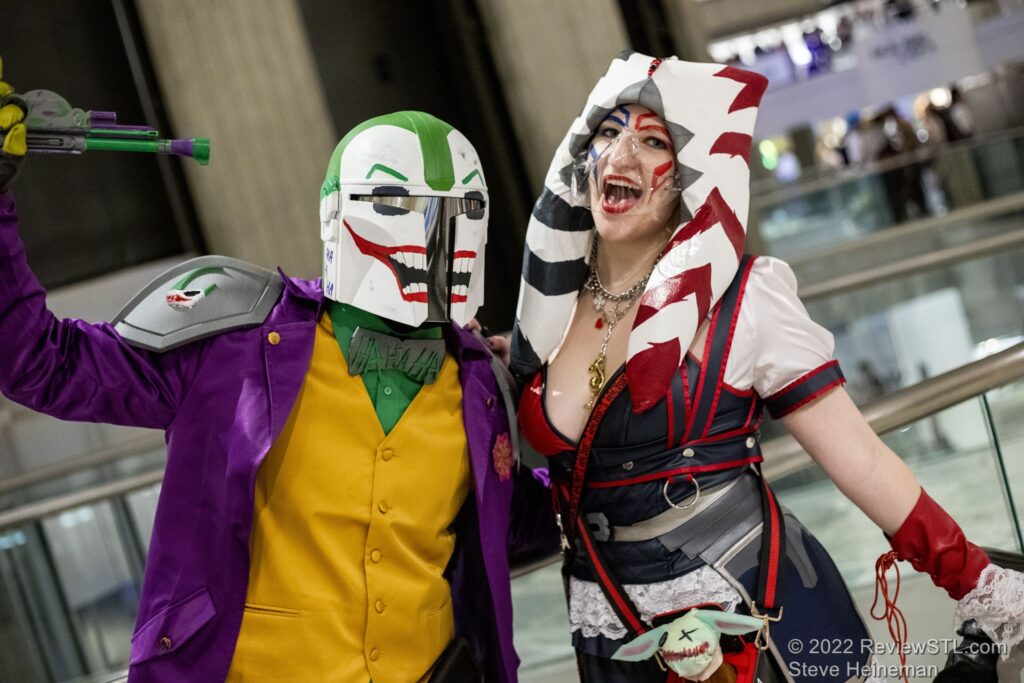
[492,432,513,481]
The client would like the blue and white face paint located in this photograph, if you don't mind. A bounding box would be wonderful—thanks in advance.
[571,104,683,219]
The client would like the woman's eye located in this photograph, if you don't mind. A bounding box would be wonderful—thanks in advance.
[598,127,620,139]
[645,137,668,149]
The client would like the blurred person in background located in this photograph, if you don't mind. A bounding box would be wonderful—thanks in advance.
[877,105,928,222]
[510,51,1024,683]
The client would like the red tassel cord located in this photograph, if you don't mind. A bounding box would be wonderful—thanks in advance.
[871,551,910,683]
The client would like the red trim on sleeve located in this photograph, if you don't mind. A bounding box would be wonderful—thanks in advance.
[764,359,845,419]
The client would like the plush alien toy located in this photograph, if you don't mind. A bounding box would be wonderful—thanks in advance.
[612,608,764,681]
[319,111,489,327]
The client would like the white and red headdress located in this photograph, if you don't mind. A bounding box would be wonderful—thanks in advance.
[511,52,767,412]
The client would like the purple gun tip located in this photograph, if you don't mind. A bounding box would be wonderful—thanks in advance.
[169,139,194,157]
[167,137,209,165]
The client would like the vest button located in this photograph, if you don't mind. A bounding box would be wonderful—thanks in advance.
[746,436,756,448]
[160,636,173,650]
[622,461,634,471]
[370,549,382,563]
[381,449,394,461]
[375,599,386,614]
[369,648,380,661]
[682,448,695,458]
[486,396,495,409]
[267,331,281,345]
[378,501,389,514]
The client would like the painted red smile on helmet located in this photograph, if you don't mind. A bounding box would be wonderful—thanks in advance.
[345,220,474,303]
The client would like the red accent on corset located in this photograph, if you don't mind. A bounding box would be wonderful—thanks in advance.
[518,373,575,457]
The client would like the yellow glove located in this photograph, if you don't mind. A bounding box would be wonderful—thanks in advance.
[0,57,28,191]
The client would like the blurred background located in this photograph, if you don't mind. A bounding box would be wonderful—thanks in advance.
[0,0,1023,680]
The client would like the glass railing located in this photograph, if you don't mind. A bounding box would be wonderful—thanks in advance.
[512,350,1024,681]
[753,127,1024,259]
[0,482,160,683]
[805,245,1024,406]
[787,193,1024,290]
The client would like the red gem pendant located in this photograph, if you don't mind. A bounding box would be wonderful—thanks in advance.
[595,318,603,329]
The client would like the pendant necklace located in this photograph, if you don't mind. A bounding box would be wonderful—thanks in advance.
[583,239,657,409]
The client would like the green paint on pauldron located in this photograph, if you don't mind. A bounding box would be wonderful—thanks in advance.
[365,163,408,181]
[348,328,444,384]
[171,266,226,292]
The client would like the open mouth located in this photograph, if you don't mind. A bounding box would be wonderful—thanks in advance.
[345,220,474,303]
[601,175,642,214]
[662,642,710,661]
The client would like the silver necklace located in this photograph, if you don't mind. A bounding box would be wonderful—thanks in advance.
[582,240,657,409]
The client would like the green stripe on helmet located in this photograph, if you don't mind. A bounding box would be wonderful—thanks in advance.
[322,111,456,196]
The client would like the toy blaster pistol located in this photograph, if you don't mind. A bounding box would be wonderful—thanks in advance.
[3,90,209,165]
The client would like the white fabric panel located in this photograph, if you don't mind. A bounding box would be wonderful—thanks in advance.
[722,256,836,397]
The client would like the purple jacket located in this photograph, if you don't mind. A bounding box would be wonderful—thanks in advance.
[0,192,557,682]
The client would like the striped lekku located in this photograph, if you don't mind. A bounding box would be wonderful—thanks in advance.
[511,51,767,412]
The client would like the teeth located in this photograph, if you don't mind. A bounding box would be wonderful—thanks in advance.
[402,283,427,295]
[455,256,474,273]
[453,284,469,297]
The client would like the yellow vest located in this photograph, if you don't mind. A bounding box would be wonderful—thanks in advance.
[227,317,471,682]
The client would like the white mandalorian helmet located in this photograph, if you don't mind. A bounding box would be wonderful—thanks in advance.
[319,111,489,327]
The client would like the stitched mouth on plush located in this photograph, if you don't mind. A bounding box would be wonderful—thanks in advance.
[662,641,710,661]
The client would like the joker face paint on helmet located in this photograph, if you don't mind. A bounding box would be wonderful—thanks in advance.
[319,111,488,327]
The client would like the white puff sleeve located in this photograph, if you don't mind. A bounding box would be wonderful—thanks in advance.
[740,257,845,418]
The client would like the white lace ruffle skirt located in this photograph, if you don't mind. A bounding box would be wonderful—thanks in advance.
[568,566,742,641]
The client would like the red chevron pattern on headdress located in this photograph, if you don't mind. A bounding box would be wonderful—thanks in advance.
[512,53,767,413]
[662,187,745,261]
[714,66,769,113]
[710,132,753,165]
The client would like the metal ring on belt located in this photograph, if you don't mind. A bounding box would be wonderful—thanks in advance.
[663,475,700,510]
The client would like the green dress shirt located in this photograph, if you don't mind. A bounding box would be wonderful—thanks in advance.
[328,302,443,434]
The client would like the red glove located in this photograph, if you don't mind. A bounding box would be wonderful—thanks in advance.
[888,489,989,600]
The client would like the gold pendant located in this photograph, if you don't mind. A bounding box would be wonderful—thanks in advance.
[585,354,606,409]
